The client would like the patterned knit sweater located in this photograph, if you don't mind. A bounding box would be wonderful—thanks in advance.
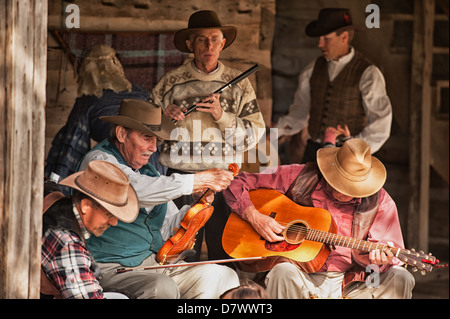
[149,59,266,172]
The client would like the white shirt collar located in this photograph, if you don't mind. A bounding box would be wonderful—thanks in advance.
[326,47,355,81]
[327,46,355,64]
[191,61,220,75]
[73,204,91,240]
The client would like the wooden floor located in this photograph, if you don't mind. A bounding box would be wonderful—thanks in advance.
[201,240,449,299]
[411,265,449,299]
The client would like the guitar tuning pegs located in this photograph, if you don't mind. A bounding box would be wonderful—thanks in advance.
[412,268,418,272]
[421,270,426,275]
[411,248,415,251]
[419,251,424,254]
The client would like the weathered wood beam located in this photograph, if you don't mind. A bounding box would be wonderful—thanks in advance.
[408,0,434,252]
[0,0,47,299]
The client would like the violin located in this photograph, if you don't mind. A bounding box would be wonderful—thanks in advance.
[156,163,240,265]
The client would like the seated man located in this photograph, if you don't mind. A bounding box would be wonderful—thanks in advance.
[78,99,239,299]
[223,138,415,299]
[41,160,139,299]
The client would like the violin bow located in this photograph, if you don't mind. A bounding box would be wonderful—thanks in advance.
[113,256,265,274]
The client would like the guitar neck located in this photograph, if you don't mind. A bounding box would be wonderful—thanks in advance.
[306,228,399,256]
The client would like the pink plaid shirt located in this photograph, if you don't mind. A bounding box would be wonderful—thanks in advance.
[223,164,405,272]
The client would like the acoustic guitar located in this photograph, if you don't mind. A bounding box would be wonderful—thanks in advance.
[222,189,440,273]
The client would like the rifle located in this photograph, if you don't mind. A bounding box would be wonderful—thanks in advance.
[172,64,259,123]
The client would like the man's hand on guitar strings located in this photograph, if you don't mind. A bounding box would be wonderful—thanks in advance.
[369,241,395,265]
[243,206,285,242]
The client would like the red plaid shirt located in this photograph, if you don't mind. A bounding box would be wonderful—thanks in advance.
[41,210,103,299]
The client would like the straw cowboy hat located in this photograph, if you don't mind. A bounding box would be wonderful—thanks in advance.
[59,160,139,223]
[100,99,175,141]
[305,8,363,37]
[174,10,237,53]
[316,138,386,198]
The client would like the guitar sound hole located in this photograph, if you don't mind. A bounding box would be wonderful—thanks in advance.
[264,221,307,253]
[285,221,307,244]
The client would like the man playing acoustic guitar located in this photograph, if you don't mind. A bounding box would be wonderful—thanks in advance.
[223,138,415,299]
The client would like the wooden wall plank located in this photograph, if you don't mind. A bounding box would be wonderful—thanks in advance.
[0,0,47,298]
[408,0,434,252]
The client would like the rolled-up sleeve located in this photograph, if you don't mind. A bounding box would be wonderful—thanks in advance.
[223,164,304,217]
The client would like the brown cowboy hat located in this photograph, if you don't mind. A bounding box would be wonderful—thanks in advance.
[174,10,237,53]
[59,160,139,223]
[100,99,175,140]
[316,139,386,198]
[305,8,363,37]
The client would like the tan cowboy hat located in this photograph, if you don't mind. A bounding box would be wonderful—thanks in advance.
[59,160,139,223]
[100,99,175,140]
[174,10,237,53]
[305,8,363,37]
[316,139,386,198]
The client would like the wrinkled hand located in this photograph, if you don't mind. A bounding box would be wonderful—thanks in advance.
[164,104,187,122]
[195,93,223,121]
[369,242,395,265]
[323,124,351,145]
[193,168,234,193]
[192,189,216,204]
[336,124,350,137]
[244,206,285,242]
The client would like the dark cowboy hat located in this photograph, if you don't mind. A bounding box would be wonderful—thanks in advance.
[100,99,176,141]
[305,8,363,37]
[174,10,237,53]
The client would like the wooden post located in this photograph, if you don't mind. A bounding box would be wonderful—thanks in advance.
[408,0,434,252]
[0,0,47,298]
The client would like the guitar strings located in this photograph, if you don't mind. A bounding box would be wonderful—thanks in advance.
[257,216,435,270]
[273,222,390,251]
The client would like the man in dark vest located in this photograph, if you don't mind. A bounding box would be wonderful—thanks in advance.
[223,138,415,298]
[41,160,139,299]
[276,8,392,163]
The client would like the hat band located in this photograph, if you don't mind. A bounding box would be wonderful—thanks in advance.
[143,123,161,131]
[333,153,371,182]
[74,176,128,207]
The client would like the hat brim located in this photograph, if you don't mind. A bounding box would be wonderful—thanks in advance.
[305,21,363,37]
[99,113,176,141]
[316,147,386,198]
[174,26,237,53]
[59,172,139,223]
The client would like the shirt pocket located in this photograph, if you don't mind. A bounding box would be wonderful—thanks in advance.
[334,214,353,237]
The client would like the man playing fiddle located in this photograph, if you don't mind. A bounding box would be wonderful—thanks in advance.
[78,98,239,299]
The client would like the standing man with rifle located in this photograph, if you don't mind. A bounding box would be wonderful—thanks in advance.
[148,10,266,262]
